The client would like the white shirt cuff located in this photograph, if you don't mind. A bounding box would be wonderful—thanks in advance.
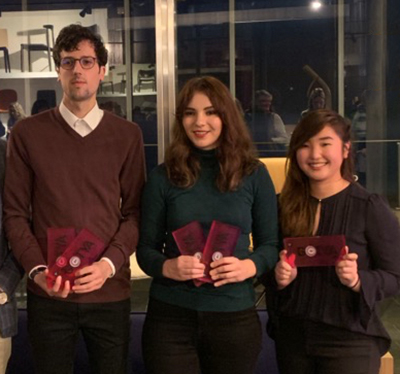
[100,257,116,278]
[28,265,48,280]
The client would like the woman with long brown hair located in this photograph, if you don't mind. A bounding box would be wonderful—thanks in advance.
[137,76,279,374]
[266,109,400,374]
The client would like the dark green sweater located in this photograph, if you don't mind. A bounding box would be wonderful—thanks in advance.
[137,150,279,312]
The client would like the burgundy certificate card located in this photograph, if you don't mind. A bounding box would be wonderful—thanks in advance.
[47,227,77,268]
[199,220,241,284]
[284,235,346,267]
[172,221,206,260]
[172,221,207,287]
[46,228,106,289]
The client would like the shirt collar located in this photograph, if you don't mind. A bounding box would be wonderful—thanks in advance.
[59,101,104,130]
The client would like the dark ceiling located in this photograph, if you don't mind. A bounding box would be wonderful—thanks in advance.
[0,1,336,13]
[0,0,125,12]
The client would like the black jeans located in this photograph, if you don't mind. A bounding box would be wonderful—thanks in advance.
[142,298,262,374]
[275,316,382,374]
[27,292,131,374]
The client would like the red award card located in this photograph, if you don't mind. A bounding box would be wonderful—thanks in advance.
[46,228,106,289]
[47,227,77,268]
[172,221,207,288]
[172,221,206,260]
[284,235,346,267]
[199,220,241,284]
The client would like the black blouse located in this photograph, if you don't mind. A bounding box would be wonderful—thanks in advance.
[266,183,400,354]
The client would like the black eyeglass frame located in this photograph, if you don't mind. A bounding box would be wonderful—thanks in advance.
[59,56,98,70]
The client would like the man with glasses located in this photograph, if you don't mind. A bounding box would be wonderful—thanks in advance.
[3,24,145,374]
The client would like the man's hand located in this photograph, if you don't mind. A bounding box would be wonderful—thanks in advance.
[162,256,205,281]
[72,260,113,294]
[209,257,256,287]
[34,269,71,298]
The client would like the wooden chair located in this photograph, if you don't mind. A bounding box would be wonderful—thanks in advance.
[380,352,394,374]
[137,68,156,92]
[0,29,11,73]
[99,66,115,94]
[20,25,54,72]
[253,157,287,306]
[0,89,17,113]
[259,157,287,194]
[130,253,149,280]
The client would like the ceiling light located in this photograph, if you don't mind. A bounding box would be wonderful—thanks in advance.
[310,1,322,10]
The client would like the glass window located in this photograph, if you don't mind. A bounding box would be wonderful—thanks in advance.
[177,1,339,159]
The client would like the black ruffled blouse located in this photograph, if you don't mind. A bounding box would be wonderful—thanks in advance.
[266,183,400,354]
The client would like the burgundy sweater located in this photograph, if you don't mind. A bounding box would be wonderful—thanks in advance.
[3,107,146,303]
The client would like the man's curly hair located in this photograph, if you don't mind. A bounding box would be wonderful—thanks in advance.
[53,24,108,68]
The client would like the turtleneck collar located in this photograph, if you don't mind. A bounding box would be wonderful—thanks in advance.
[192,147,218,168]
[192,147,217,157]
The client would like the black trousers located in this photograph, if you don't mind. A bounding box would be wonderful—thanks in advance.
[142,298,262,374]
[27,292,131,374]
[274,316,382,374]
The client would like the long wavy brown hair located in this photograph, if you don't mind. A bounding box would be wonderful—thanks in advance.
[280,109,354,237]
[165,76,260,192]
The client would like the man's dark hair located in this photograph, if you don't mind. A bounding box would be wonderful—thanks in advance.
[53,24,108,68]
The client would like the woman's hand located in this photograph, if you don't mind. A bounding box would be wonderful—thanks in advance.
[275,250,297,290]
[335,246,360,292]
[209,257,256,287]
[162,255,205,281]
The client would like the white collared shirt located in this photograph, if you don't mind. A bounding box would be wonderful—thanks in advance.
[59,101,104,137]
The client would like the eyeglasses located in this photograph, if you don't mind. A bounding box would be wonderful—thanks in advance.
[59,56,97,70]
